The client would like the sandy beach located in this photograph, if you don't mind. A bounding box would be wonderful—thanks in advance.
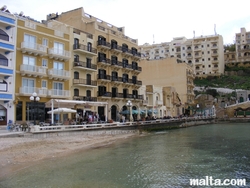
[0,132,138,178]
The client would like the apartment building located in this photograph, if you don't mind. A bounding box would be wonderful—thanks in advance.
[235,27,250,63]
[0,6,16,124]
[15,15,71,122]
[138,58,195,115]
[139,35,224,77]
[48,7,142,121]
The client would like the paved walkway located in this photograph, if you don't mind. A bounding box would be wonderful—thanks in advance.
[0,126,25,138]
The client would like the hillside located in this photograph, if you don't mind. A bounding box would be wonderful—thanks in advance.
[194,66,250,90]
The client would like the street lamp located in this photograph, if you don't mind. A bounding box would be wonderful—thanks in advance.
[212,105,215,117]
[126,100,133,122]
[30,92,40,125]
[196,104,199,116]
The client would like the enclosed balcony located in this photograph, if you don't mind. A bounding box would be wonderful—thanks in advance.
[73,61,97,71]
[47,89,70,98]
[48,68,70,80]
[21,42,47,56]
[48,48,71,61]
[73,43,97,56]
[19,87,47,97]
[20,64,47,78]
[73,78,97,87]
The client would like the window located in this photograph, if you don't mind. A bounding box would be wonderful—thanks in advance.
[42,80,47,88]
[53,82,63,91]
[0,54,8,66]
[0,29,9,41]
[208,65,211,68]
[22,78,35,93]
[74,89,79,96]
[208,58,210,61]
[172,48,174,51]
[42,59,47,67]
[86,58,91,68]
[122,74,128,82]
[53,61,64,70]
[207,44,210,47]
[23,56,35,65]
[0,80,7,91]
[42,38,48,46]
[54,42,64,54]
[24,34,36,48]
[74,71,79,79]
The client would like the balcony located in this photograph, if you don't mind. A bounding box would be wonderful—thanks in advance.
[212,60,219,64]
[110,44,122,54]
[97,57,111,67]
[20,64,47,78]
[122,48,133,58]
[97,91,111,98]
[131,66,142,74]
[130,94,143,100]
[211,45,218,49]
[73,61,97,71]
[19,87,47,97]
[212,67,219,71]
[211,52,218,57]
[194,47,201,51]
[73,95,97,102]
[97,74,111,84]
[142,100,148,105]
[132,52,141,61]
[73,44,97,56]
[156,100,163,106]
[186,48,192,53]
[48,48,71,61]
[73,78,97,87]
[194,54,202,58]
[111,92,124,99]
[97,40,111,51]
[111,60,123,70]
[186,55,193,59]
[21,42,47,56]
[48,68,70,80]
[48,89,70,98]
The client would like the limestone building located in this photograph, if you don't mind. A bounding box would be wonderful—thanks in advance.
[138,58,195,115]
[0,6,16,124]
[139,35,224,77]
[235,27,250,63]
[48,7,142,121]
[15,14,71,122]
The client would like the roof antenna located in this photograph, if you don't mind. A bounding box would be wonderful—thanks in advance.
[214,24,217,35]
[153,34,155,44]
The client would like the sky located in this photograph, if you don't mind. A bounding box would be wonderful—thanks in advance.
[2,0,250,45]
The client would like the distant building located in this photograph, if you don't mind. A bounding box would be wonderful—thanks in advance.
[235,27,250,63]
[139,35,224,77]
[138,57,195,115]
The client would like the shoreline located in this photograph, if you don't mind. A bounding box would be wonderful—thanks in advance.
[0,132,139,179]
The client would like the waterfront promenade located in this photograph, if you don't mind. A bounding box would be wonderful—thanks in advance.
[0,117,215,138]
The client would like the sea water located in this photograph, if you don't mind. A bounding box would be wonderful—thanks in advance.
[0,123,250,188]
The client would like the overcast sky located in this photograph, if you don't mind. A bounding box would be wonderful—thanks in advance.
[2,0,250,45]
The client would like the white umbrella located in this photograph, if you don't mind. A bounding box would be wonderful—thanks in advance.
[47,108,77,114]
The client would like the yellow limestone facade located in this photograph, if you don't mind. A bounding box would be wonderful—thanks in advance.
[47,7,142,121]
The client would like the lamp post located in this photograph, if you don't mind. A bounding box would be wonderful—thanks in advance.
[196,104,200,117]
[30,92,40,125]
[126,100,133,122]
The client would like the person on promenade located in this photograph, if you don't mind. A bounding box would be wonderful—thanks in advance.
[122,115,125,124]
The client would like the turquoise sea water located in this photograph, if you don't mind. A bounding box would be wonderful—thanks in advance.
[0,123,250,188]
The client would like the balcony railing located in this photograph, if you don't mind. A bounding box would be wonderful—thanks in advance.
[48,69,70,80]
[48,89,70,98]
[111,60,123,67]
[111,44,123,52]
[97,74,111,81]
[21,42,47,56]
[48,48,71,61]
[97,40,111,49]
[73,44,97,56]
[73,78,97,87]
[20,64,47,77]
[73,61,97,71]
[19,87,47,96]
[156,100,163,105]
[142,100,148,105]
[111,93,124,98]
[97,57,111,65]
[111,76,123,82]
[97,91,111,97]
[73,96,97,102]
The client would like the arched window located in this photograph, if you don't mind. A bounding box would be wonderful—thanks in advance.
[74,71,79,79]
[122,43,128,52]
[74,88,79,96]
[0,29,9,41]
[0,54,8,66]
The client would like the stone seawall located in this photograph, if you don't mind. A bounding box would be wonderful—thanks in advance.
[24,118,215,139]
